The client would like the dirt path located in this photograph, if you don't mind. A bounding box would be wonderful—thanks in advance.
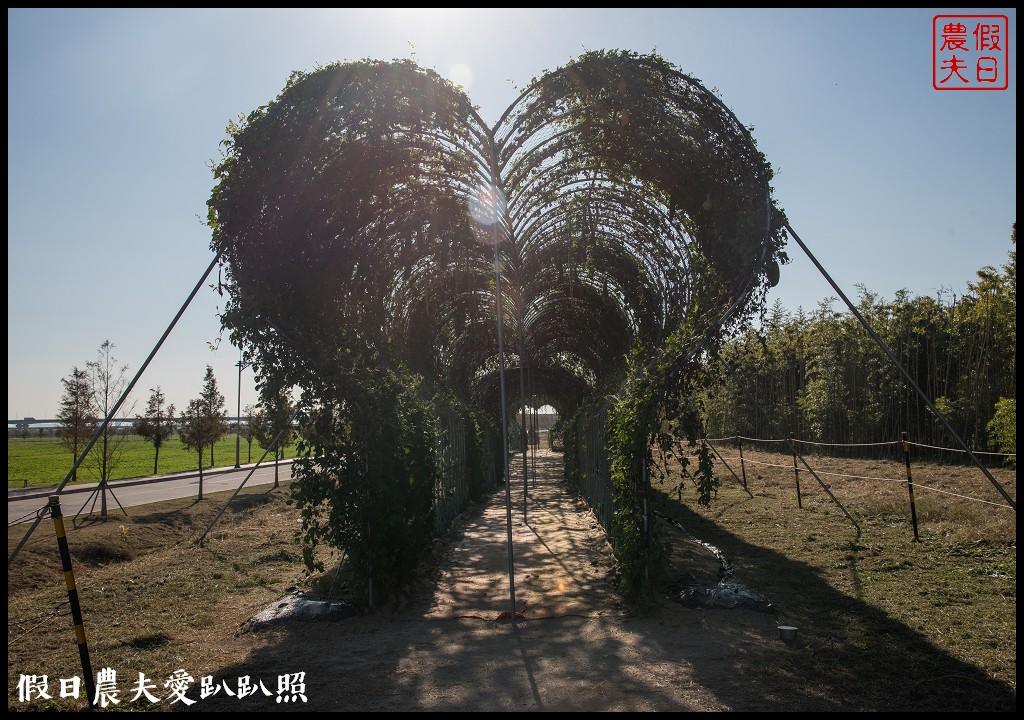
[421,448,621,621]
[196,448,782,712]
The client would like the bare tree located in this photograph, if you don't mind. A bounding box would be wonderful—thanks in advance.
[134,386,176,474]
[57,366,97,484]
[85,340,135,517]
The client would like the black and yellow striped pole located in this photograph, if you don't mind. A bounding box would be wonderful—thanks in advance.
[789,433,803,509]
[901,432,920,542]
[48,495,97,708]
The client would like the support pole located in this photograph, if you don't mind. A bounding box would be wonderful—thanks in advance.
[902,432,920,542]
[533,402,538,486]
[198,419,294,545]
[48,496,97,708]
[488,176,517,626]
[73,482,128,523]
[9,253,223,568]
[705,438,754,498]
[235,343,243,469]
[642,453,649,587]
[720,360,860,534]
[366,451,373,610]
[519,349,528,525]
[789,432,803,509]
[528,364,536,488]
[786,221,1014,511]
[737,436,749,491]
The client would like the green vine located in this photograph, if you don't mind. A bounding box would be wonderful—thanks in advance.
[604,313,734,603]
[288,367,438,604]
[606,352,666,603]
[206,50,787,611]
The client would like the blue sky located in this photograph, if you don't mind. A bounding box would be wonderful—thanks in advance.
[7,8,1017,421]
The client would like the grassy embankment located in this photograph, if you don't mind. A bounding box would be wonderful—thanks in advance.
[8,436,298,489]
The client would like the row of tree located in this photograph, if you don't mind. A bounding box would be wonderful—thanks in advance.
[700,232,1016,461]
[57,342,295,506]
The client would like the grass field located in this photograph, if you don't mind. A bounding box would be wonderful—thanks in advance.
[6,447,1016,711]
[7,435,298,489]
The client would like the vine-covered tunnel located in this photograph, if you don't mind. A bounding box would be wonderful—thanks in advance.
[207,49,788,603]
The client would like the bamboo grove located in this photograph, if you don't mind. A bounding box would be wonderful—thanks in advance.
[702,229,1016,462]
[207,50,788,604]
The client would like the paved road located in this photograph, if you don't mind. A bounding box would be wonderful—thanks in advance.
[7,460,294,525]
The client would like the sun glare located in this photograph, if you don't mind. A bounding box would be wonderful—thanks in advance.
[447,63,473,91]
[469,185,505,228]
[377,9,477,91]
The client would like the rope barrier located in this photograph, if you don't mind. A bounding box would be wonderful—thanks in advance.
[714,455,792,471]
[711,434,1012,457]
[905,482,1017,509]
[7,603,71,648]
[434,612,599,622]
[735,435,786,444]
[807,469,904,483]
[8,506,47,527]
[715,455,904,483]
[785,221,1015,512]
[792,439,901,448]
[908,441,1016,457]
[711,454,1014,509]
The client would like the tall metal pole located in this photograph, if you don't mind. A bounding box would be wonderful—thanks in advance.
[518,334,528,524]
[785,221,1015,511]
[528,362,536,487]
[10,253,223,568]
[490,185,517,625]
[235,343,243,469]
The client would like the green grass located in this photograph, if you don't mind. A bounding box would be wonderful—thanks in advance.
[7,435,298,488]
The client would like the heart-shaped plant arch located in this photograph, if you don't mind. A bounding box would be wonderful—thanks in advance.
[208,49,787,603]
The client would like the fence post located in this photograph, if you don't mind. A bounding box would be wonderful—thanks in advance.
[642,453,649,587]
[902,431,920,542]
[736,436,748,492]
[365,452,374,611]
[789,432,802,509]
[48,496,97,708]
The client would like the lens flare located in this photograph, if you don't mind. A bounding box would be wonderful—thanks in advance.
[448,63,473,90]
[469,185,506,228]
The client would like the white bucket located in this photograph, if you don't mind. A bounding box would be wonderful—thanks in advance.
[778,625,798,642]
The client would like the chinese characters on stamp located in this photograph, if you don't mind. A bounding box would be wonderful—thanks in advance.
[934,15,1009,90]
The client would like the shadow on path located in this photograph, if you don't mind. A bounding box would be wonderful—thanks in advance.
[192,449,1015,711]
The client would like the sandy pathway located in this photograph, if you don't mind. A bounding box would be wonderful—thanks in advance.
[421,448,623,621]
[195,447,776,712]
